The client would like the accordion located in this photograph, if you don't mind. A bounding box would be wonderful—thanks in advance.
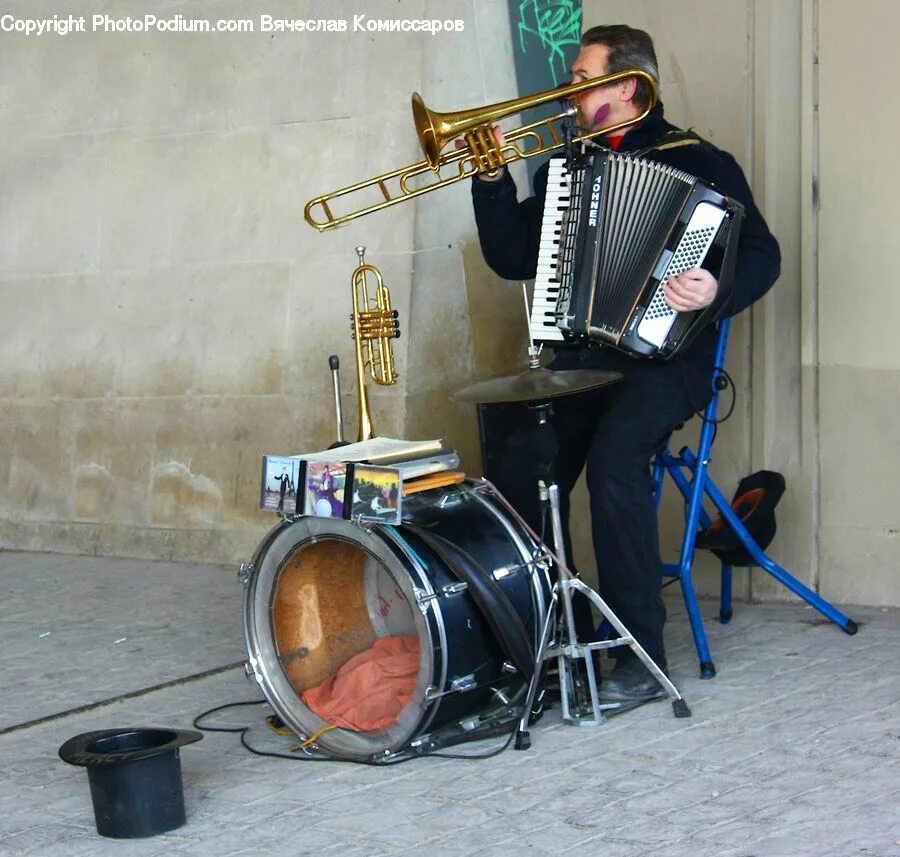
[530,151,744,358]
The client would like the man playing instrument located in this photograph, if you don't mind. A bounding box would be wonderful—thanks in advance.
[470,25,781,703]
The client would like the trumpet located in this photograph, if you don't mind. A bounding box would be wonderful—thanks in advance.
[350,246,400,442]
[305,69,657,231]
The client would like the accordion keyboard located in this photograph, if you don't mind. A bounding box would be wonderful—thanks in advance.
[530,158,570,343]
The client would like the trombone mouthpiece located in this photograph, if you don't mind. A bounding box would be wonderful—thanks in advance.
[355,246,366,265]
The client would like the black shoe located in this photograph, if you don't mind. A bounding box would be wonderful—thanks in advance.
[598,659,666,703]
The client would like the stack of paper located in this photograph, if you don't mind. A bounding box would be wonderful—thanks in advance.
[290,437,445,465]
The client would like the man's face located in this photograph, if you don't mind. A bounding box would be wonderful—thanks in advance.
[570,42,638,132]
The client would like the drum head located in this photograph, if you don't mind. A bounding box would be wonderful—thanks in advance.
[244,517,437,760]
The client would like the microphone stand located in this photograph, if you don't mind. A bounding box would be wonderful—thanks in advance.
[327,355,351,450]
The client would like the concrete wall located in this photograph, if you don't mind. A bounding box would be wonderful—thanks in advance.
[576,0,900,608]
[0,0,519,563]
[3,0,899,608]
[815,0,900,605]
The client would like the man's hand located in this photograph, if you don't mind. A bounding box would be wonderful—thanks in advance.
[664,267,718,312]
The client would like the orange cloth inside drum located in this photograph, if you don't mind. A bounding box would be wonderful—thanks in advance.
[301,636,420,732]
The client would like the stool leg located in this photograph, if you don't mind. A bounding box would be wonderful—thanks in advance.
[659,452,717,678]
[720,562,733,622]
[679,449,859,635]
[669,559,716,678]
[680,467,716,678]
[657,320,733,676]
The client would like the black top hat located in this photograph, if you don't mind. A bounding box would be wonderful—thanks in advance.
[59,727,203,839]
[59,727,202,768]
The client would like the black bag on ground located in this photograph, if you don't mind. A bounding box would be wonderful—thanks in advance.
[694,470,786,566]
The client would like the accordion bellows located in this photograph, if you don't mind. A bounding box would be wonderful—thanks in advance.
[531,151,744,358]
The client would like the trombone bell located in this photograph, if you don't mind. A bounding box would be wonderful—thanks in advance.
[411,92,443,171]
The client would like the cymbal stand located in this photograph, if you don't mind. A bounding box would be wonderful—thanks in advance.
[494,403,690,751]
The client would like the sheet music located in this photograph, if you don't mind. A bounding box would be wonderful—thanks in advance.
[289,437,444,464]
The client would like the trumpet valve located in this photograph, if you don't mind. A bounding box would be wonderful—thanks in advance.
[357,309,400,339]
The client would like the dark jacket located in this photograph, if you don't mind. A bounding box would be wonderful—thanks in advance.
[471,104,781,363]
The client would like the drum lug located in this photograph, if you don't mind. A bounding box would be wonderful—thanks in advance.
[424,673,477,701]
[409,733,435,753]
[492,565,514,580]
[413,587,435,611]
[436,492,463,509]
[533,548,553,571]
[451,673,477,693]
[459,715,482,732]
[441,581,468,596]
[501,661,518,674]
[237,562,253,585]
[243,660,261,684]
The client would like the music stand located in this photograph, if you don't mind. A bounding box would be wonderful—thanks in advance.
[456,358,691,749]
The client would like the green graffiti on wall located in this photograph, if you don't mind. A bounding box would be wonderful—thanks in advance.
[516,0,582,85]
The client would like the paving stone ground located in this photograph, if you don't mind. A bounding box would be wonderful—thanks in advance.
[1,549,897,857]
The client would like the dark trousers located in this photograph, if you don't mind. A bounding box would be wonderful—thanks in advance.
[489,346,714,665]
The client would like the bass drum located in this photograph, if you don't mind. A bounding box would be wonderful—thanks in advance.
[242,482,551,761]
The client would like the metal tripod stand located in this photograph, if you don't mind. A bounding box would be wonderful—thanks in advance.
[488,401,691,750]
[454,310,693,748]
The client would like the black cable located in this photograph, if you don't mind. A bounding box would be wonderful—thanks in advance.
[193,700,519,765]
[193,698,264,727]
[426,724,518,760]
[675,366,737,525]
[695,367,736,427]
[193,699,394,765]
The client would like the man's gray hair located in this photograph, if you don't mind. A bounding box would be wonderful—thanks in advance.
[581,25,659,109]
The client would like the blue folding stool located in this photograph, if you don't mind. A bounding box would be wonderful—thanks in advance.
[652,318,858,678]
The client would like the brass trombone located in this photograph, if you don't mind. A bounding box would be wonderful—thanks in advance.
[304,69,657,231]
[350,246,400,442]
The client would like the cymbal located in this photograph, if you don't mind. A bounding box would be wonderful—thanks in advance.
[454,367,622,404]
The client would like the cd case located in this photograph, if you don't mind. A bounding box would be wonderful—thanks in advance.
[303,460,350,519]
[349,463,402,524]
[259,455,303,515]
[260,456,401,525]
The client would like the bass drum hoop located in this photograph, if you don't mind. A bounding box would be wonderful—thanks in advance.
[243,516,443,761]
